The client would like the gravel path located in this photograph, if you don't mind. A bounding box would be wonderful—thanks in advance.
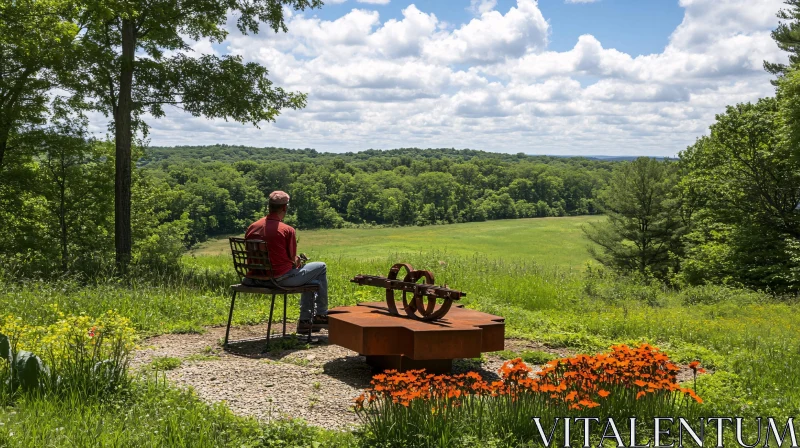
[133,325,702,430]
[132,324,564,430]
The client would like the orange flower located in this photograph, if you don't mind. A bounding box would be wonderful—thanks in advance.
[597,389,610,398]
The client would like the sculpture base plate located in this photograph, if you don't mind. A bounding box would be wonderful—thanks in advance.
[328,301,504,373]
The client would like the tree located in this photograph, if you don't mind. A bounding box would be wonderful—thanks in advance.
[68,0,321,270]
[36,120,113,271]
[583,157,683,278]
[0,0,79,170]
[678,98,800,292]
[765,0,800,78]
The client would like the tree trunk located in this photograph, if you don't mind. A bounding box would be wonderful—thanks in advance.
[59,176,68,272]
[0,127,9,171]
[114,19,136,273]
[0,139,6,171]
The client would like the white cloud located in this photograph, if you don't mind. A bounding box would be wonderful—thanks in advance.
[125,0,788,156]
[423,0,549,65]
[357,0,390,4]
[369,5,438,57]
[468,0,498,15]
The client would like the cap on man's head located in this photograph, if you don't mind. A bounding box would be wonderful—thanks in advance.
[268,190,290,205]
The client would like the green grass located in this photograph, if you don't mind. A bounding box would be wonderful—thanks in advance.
[190,216,601,269]
[2,216,800,443]
[147,356,183,371]
[0,377,355,448]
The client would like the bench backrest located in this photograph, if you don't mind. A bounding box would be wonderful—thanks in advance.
[229,237,275,281]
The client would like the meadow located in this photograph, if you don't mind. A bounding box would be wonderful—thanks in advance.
[2,216,800,446]
[190,216,600,269]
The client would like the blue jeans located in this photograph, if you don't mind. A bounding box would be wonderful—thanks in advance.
[242,262,329,320]
[276,262,328,320]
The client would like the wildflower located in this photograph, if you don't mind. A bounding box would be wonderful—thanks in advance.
[597,389,610,398]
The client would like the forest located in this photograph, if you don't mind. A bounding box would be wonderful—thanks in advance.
[1,142,618,275]
[140,145,615,234]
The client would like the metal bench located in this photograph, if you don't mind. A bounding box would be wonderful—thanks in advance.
[225,237,320,351]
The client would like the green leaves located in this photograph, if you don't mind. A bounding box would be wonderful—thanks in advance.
[583,157,682,279]
[13,350,47,392]
[0,334,48,392]
[0,0,82,169]
[679,97,800,293]
[136,54,307,125]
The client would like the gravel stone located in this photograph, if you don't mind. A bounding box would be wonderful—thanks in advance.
[133,324,702,430]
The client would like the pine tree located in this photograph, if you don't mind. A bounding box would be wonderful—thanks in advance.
[765,0,800,78]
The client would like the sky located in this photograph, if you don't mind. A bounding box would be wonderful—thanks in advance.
[116,0,789,156]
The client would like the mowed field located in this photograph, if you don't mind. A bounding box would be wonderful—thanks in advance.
[190,216,602,269]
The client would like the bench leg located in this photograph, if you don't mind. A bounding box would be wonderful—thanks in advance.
[264,293,276,352]
[307,297,313,343]
[224,291,237,347]
[282,294,287,338]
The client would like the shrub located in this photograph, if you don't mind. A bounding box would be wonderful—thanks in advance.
[0,309,137,398]
[679,284,763,306]
[146,356,182,371]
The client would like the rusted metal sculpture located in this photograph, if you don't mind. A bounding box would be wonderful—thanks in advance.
[350,263,466,321]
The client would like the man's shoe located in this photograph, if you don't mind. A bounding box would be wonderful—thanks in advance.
[297,315,328,333]
[297,319,313,333]
[312,314,329,328]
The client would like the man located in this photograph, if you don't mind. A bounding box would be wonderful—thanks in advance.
[243,190,328,333]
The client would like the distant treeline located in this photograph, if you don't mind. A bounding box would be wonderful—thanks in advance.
[139,146,618,245]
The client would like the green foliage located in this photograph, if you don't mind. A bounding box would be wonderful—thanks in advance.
[765,0,800,78]
[0,136,190,277]
[0,310,137,399]
[677,284,763,306]
[8,350,48,394]
[146,356,182,371]
[0,0,79,169]
[693,371,749,416]
[583,157,683,279]
[678,98,800,293]
[138,146,610,240]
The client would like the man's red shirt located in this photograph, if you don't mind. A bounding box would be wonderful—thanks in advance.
[245,214,296,277]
